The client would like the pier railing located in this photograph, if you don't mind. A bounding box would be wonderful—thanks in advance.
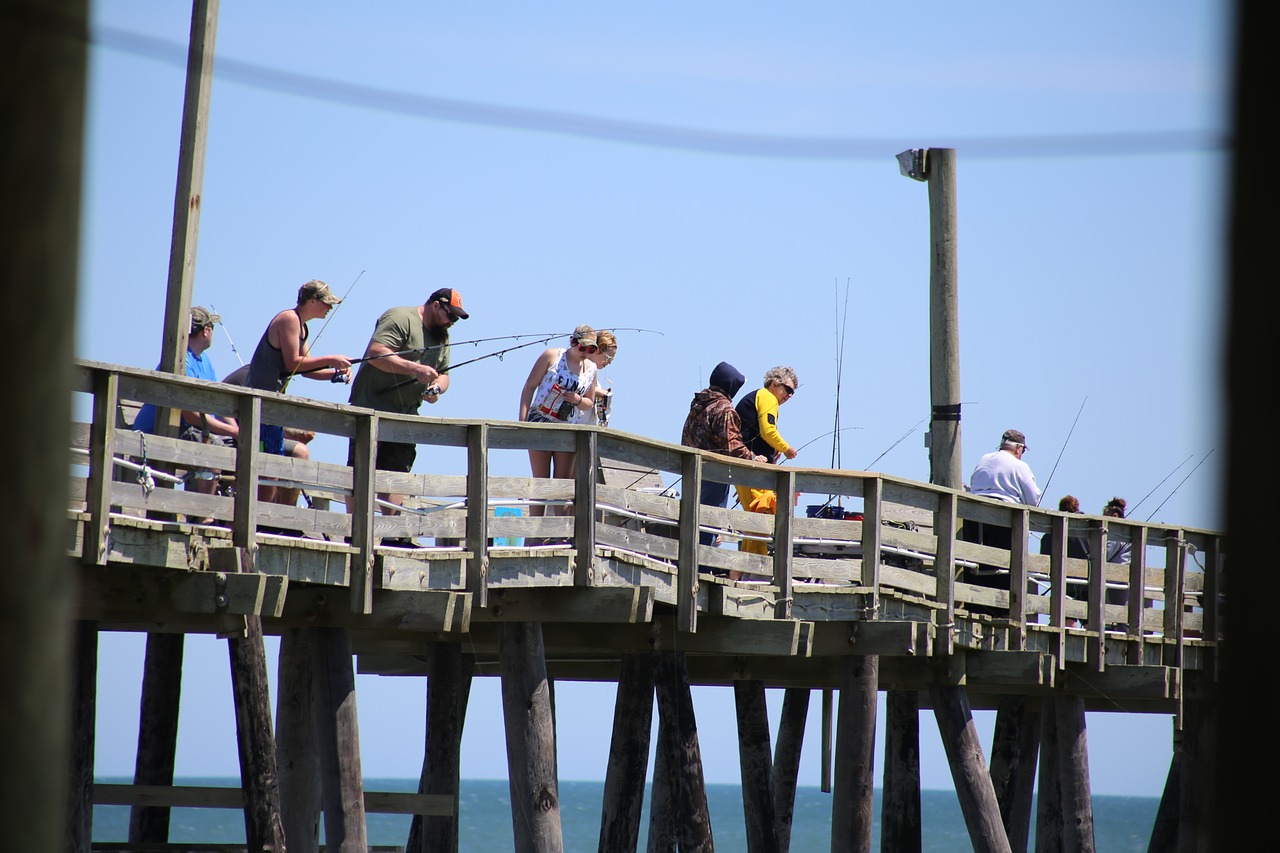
[69,359,1223,672]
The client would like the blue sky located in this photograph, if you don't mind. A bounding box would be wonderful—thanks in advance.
[81,3,1229,798]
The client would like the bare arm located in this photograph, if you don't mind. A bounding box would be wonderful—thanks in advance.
[519,349,557,420]
[270,310,351,380]
[365,341,440,385]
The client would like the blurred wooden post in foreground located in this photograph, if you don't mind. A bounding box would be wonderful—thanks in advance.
[1,0,88,848]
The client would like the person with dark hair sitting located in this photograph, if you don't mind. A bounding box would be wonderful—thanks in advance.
[1039,494,1089,626]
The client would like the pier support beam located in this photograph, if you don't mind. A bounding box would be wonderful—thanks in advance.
[735,680,779,853]
[228,616,287,850]
[598,654,655,853]
[501,622,564,853]
[654,651,714,853]
[1035,698,1062,852]
[989,695,1041,853]
[67,622,98,853]
[312,626,368,853]
[831,655,879,853]
[276,627,322,853]
[130,633,184,844]
[1054,695,1095,852]
[931,683,1011,853]
[772,687,810,853]
[646,720,677,853]
[409,642,475,853]
[882,689,922,853]
[1178,699,1215,853]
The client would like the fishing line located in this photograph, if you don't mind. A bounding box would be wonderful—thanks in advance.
[380,333,571,395]
[864,417,927,470]
[1037,396,1087,505]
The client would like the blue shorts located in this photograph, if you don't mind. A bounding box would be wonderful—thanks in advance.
[260,424,286,456]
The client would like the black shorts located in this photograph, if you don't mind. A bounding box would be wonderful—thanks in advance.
[348,440,416,473]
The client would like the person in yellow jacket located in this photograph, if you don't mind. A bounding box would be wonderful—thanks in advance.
[733,366,800,561]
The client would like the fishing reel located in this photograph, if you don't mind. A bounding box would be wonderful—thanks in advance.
[596,388,612,427]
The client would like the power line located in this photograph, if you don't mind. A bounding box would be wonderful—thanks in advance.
[84,21,1232,161]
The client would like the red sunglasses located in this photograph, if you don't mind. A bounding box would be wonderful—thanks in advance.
[577,344,599,354]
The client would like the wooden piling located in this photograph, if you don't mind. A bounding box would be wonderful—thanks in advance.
[831,655,879,853]
[312,625,368,853]
[882,689,922,853]
[598,654,656,853]
[772,687,810,853]
[67,621,97,853]
[1178,700,1215,852]
[1035,698,1063,853]
[646,719,677,853]
[227,615,287,850]
[654,651,715,853]
[409,642,475,853]
[130,632,185,844]
[276,627,322,853]
[990,695,1041,853]
[931,683,1011,853]
[1147,744,1180,853]
[734,680,779,853]
[1053,695,1095,852]
[500,622,564,853]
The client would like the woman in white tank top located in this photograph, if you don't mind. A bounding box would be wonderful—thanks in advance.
[517,324,601,544]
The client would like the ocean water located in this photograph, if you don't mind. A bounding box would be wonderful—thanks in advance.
[92,777,1160,851]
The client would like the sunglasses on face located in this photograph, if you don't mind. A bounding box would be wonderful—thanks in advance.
[577,344,599,354]
[781,384,795,398]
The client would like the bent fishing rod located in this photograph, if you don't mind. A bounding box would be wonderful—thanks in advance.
[284,269,367,386]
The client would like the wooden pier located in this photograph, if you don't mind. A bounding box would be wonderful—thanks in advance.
[62,359,1222,852]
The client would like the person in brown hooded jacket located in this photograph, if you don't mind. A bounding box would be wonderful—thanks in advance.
[681,361,767,548]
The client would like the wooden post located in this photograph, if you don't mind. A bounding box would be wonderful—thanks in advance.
[881,689,922,853]
[771,468,795,619]
[1147,727,1180,853]
[276,627,321,853]
[1163,533,1186,669]
[734,681,779,853]
[157,0,218,380]
[1,0,85,843]
[409,642,475,853]
[772,688,809,853]
[575,430,597,585]
[930,684,1011,853]
[820,689,834,794]
[84,369,118,565]
[1008,508,1030,643]
[1126,528,1148,665]
[233,395,262,553]
[129,633,185,844]
[677,453,702,633]
[646,719,677,853]
[227,617,287,850]
[1035,698,1063,853]
[311,626,368,853]
[67,622,97,853]
[653,652,714,852]
[1053,695,1095,852]
[350,414,378,609]
[935,492,958,655]
[926,147,963,490]
[989,696,1041,853]
[830,655,878,853]
[467,423,491,608]
[598,654,656,853]
[1177,699,1215,852]
[500,622,564,853]
[861,477,883,601]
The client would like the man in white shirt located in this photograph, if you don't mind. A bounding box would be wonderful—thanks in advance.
[961,429,1042,615]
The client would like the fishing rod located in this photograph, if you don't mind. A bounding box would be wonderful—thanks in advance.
[284,269,366,386]
[864,416,927,470]
[1127,453,1194,518]
[792,426,863,457]
[379,333,569,395]
[301,331,570,375]
[207,304,244,366]
[1145,449,1214,521]
[1037,396,1087,505]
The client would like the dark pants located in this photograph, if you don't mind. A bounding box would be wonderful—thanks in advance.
[960,521,1012,616]
[698,480,730,548]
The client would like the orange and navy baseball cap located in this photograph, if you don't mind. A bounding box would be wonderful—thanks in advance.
[429,287,469,320]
